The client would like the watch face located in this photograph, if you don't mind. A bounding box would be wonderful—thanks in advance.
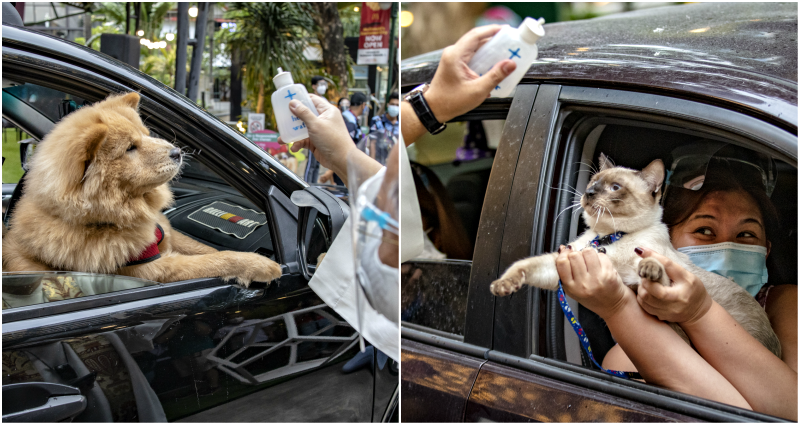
[405,83,429,100]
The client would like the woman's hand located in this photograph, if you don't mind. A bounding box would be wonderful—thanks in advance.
[635,247,712,326]
[555,246,634,320]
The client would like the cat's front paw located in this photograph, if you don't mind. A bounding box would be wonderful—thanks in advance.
[490,269,525,297]
[638,257,668,286]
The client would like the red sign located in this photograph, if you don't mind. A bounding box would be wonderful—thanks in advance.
[357,2,392,65]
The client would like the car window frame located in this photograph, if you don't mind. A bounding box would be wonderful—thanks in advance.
[1,47,309,321]
[488,82,796,421]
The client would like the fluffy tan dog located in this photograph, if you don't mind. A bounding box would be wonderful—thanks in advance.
[2,92,281,287]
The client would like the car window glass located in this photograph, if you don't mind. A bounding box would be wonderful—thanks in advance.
[402,118,505,337]
[2,272,158,309]
[2,121,30,184]
[3,83,89,123]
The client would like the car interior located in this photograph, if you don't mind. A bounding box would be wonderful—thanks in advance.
[551,106,798,370]
[1,81,328,309]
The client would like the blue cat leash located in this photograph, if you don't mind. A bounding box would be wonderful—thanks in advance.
[557,231,643,380]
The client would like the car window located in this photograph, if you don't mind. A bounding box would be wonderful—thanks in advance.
[2,272,158,309]
[1,83,282,311]
[4,83,89,124]
[547,107,798,372]
[2,121,31,184]
[402,117,506,337]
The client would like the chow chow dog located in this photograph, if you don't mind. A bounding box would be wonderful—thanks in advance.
[2,92,281,287]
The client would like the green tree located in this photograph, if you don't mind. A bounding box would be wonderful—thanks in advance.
[92,2,174,40]
[219,2,315,124]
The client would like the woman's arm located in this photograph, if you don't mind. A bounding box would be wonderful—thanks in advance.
[635,248,797,420]
[765,285,797,372]
[556,246,751,410]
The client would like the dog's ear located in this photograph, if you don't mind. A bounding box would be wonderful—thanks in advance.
[640,158,665,198]
[83,123,108,160]
[115,92,141,110]
[598,153,614,172]
[79,123,108,180]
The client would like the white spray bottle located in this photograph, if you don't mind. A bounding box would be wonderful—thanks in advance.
[468,17,545,98]
[272,67,319,144]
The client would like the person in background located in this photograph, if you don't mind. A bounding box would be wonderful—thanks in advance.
[310,76,328,97]
[303,76,332,184]
[370,91,400,140]
[338,97,350,114]
[321,92,368,185]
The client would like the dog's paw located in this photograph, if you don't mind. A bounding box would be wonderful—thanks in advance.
[638,257,667,285]
[224,253,282,287]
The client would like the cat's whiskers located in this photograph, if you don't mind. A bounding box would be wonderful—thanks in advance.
[607,207,618,233]
[554,202,583,224]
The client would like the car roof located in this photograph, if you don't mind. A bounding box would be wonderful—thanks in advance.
[402,3,798,130]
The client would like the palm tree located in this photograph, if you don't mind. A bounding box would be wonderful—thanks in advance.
[92,2,174,40]
[220,2,315,121]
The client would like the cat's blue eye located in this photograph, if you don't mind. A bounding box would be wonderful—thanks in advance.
[610,183,621,191]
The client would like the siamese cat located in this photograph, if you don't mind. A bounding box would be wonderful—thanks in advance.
[490,154,781,357]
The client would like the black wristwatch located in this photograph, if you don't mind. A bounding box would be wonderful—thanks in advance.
[403,83,446,135]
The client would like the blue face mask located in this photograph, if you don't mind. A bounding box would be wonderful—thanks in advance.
[677,242,768,297]
[386,105,399,118]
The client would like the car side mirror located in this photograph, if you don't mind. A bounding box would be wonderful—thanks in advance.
[290,186,348,280]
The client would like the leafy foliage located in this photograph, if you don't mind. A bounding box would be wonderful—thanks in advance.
[218,2,316,122]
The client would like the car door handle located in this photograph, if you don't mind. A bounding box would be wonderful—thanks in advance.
[2,382,87,422]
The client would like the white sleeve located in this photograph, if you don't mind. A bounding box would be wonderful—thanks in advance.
[399,140,424,262]
[307,213,399,362]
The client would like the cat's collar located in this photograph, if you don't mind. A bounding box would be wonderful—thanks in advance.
[589,231,627,248]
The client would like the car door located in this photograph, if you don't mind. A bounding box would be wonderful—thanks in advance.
[401,81,796,422]
[2,28,395,423]
[466,84,796,422]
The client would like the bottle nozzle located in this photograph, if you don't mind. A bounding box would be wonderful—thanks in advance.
[273,67,294,88]
[519,17,545,44]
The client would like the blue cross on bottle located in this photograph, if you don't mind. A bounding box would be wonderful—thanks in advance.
[285,90,297,101]
[508,47,521,60]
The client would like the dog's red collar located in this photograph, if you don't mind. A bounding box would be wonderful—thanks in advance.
[125,224,164,267]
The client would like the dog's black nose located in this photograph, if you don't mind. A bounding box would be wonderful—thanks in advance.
[169,148,182,163]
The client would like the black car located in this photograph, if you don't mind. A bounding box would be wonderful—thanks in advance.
[401,3,796,422]
[1,18,398,423]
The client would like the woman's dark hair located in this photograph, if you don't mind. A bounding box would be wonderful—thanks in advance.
[411,162,474,260]
[663,158,786,284]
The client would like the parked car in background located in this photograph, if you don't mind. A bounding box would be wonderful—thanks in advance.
[1,16,398,423]
[401,3,796,422]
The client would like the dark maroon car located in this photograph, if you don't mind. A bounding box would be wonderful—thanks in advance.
[401,3,796,422]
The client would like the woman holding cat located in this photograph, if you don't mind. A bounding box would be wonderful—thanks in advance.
[557,154,797,420]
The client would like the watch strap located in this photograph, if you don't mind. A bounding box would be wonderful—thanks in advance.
[406,87,446,135]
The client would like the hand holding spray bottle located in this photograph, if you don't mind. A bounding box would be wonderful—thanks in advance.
[272,67,319,143]
[468,17,545,98]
